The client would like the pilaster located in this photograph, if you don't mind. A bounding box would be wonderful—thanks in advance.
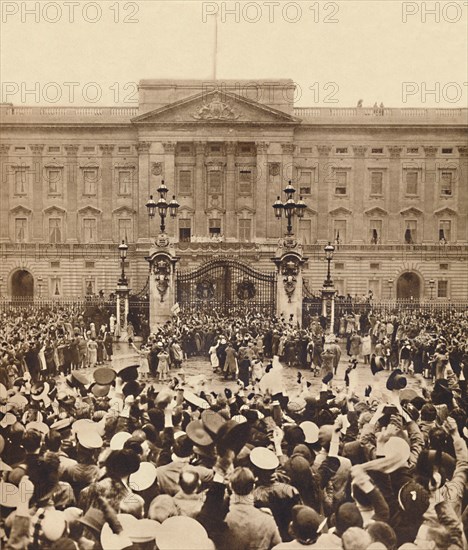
[352,146,367,243]
[457,146,468,242]
[317,145,332,242]
[0,145,10,241]
[388,146,402,244]
[256,141,269,240]
[99,145,115,242]
[162,142,176,239]
[225,142,237,240]
[30,144,45,241]
[194,141,206,237]
[64,145,79,243]
[136,141,151,242]
[423,146,438,243]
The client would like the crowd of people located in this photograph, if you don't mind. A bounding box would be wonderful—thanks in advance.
[0,302,467,549]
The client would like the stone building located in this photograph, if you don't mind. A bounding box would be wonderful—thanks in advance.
[0,79,467,301]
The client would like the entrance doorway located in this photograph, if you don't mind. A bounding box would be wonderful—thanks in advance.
[396,272,421,300]
[11,270,34,298]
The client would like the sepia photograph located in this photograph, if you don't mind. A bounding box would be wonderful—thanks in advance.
[0,1,467,548]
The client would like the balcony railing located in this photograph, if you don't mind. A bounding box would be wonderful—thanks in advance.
[294,107,468,122]
[1,106,139,118]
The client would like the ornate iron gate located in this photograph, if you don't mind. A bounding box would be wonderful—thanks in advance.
[176,258,277,317]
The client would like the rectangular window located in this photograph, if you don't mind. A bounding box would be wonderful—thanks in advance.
[298,219,312,244]
[209,218,221,236]
[370,219,382,244]
[370,171,383,195]
[440,172,453,196]
[442,148,453,154]
[15,146,26,151]
[50,277,62,297]
[14,170,27,195]
[47,168,62,194]
[404,220,417,243]
[83,169,98,195]
[208,171,222,194]
[85,261,95,269]
[209,145,222,153]
[179,145,192,154]
[48,146,60,153]
[49,218,62,243]
[300,147,313,154]
[336,147,348,154]
[407,147,419,154]
[239,170,252,194]
[179,218,191,242]
[15,218,27,243]
[178,170,192,194]
[405,171,418,195]
[439,263,449,270]
[118,170,131,195]
[83,146,95,153]
[439,220,451,242]
[334,220,346,243]
[370,263,380,270]
[334,279,345,296]
[50,261,60,269]
[437,280,448,298]
[239,219,252,242]
[118,146,131,153]
[371,148,383,154]
[240,145,253,154]
[369,279,380,299]
[335,262,345,270]
[118,218,133,243]
[85,278,96,296]
[83,218,97,243]
[335,171,347,195]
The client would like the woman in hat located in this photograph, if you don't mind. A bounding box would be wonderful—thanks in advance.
[157,346,170,382]
[87,337,98,369]
[223,342,238,381]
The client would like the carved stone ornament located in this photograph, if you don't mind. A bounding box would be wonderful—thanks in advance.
[192,92,240,121]
[153,258,171,303]
[269,163,281,177]
[196,279,215,300]
[236,279,256,301]
[281,256,300,303]
[156,233,170,248]
[151,162,163,176]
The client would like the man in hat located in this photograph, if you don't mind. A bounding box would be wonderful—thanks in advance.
[272,505,322,549]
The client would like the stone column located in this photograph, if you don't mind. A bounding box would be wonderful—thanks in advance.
[388,146,403,243]
[317,145,332,242]
[147,246,178,331]
[0,145,10,242]
[225,142,237,240]
[457,146,468,242]
[194,141,206,237]
[423,146,438,243]
[99,145,115,242]
[64,145,79,243]
[352,146,367,243]
[255,141,269,240]
[162,142,176,239]
[273,248,306,326]
[30,144,44,241]
[136,141,151,243]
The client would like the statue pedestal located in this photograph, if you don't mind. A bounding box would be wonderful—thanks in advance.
[146,235,179,333]
[321,286,336,333]
[272,237,306,326]
[115,282,130,340]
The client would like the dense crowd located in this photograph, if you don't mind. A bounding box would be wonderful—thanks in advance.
[0,301,467,549]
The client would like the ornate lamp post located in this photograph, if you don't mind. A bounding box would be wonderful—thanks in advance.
[118,240,128,285]
[146,180,180,235]
[273,181,306,236]
[429,279,435,300]
[321,242,336,334]
[115,240,130,341]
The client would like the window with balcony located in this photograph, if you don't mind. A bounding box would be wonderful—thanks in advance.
[239,219,252,242]
[404,220,417,244]
[209,218,221,236]
[335,171,347,195]
[334,220,346,244]
[15,218,28,243]
[178,170,192,194]
[439,220,451,243]
[118,218,133,243]
[370,171,383,196]
[179,218,191,242]
[370,219,382,244]
[49,218,62,243]
[83,218,97,243]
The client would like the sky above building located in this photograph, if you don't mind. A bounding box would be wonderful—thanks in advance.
[1,0,467,107]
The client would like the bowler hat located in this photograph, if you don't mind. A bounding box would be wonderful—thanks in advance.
[386,369,407,391]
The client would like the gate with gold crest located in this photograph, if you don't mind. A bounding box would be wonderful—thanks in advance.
[176,258,277,317]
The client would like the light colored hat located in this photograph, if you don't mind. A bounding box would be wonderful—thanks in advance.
[25,421,50,435]
[77,429,103,450]
[250,447,279,471]
[40,510,67,542]
[299,421,320,444]
[383,437,411,472]
[129,461,157,492]
[183,390,209,410]
[110,431,132,451]
[0,412,16,428]
[100,523,133,550]
[156,516,214,550]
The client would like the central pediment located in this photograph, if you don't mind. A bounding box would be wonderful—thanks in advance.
[132,90,300,126]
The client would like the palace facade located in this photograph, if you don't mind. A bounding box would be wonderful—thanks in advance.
[0,79,467,300]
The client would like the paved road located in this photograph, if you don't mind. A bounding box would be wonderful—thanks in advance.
[78,340,425,400]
